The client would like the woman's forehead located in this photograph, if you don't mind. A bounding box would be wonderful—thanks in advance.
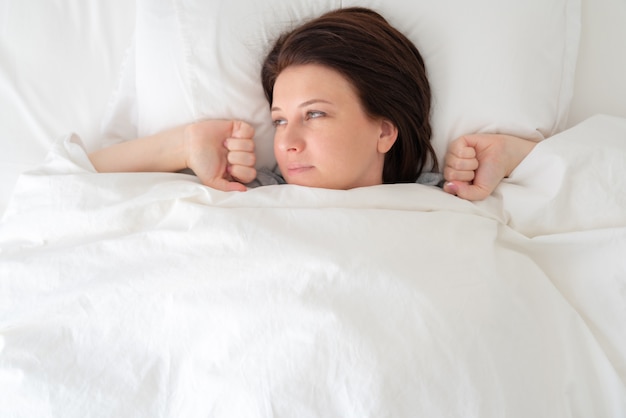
[273,64,360,106]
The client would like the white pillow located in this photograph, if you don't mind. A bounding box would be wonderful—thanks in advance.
[102,0,581,172]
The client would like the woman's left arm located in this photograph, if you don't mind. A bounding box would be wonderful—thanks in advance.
[442,134,536,201]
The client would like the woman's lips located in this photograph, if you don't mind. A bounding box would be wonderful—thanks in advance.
[286,164,313,175]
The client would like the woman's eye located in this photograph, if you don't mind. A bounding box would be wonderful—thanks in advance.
[306,111,326,120]
[272,118,286,127]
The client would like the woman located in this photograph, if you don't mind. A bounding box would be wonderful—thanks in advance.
[89,7,534,201]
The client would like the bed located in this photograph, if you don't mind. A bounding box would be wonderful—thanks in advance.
[1,0,625,416]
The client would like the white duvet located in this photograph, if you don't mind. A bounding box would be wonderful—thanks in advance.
[1,115,625,417]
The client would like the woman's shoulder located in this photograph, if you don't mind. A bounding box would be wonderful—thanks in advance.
[246,167,286,188]
[417,171,444,187]
[247,168,441,188]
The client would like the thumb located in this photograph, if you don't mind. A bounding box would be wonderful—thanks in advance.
[204,176,248,192]
[444,180,491,201]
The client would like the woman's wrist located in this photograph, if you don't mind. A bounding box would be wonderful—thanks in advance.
[134,124,189,173]
[504,135,535,177]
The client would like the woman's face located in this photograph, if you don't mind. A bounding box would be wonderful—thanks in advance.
[270,64,397,189]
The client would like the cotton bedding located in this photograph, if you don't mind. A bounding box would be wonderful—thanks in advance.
[1,115,625,417]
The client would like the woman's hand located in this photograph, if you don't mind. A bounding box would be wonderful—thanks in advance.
[442,134,536,201]
[184,120,257,192]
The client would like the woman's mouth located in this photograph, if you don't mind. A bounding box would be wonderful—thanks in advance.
[286,164,313,175]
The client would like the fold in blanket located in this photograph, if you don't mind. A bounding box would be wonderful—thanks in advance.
[1,116,625,417]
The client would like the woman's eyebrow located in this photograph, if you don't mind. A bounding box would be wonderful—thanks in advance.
[298,99,332,108]
[271,99,333,113]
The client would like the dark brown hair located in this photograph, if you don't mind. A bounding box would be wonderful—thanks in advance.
[261,7,438,182]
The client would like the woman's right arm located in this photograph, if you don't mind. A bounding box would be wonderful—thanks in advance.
[89,120,257,192]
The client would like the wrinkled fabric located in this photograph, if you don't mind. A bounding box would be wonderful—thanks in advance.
[1,116,625,417]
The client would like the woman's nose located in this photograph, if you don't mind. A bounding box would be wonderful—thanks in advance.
[275,123,304,152]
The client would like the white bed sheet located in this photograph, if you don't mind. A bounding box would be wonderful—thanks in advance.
[1,115,625,417]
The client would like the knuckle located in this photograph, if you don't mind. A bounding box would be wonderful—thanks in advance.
[451,159,464,170]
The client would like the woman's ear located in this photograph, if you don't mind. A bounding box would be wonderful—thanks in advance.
[377,119,398,154]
